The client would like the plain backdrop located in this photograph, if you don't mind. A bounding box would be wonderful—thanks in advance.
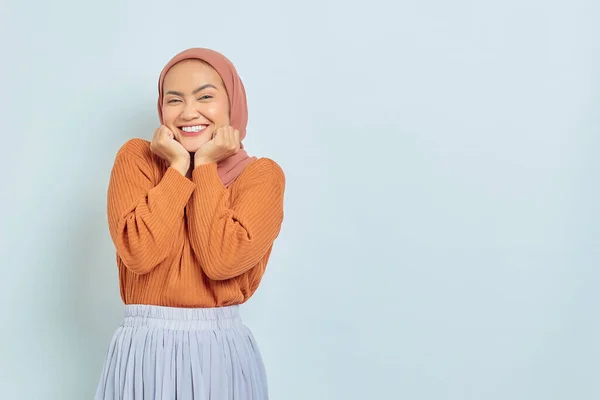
[1,0,598,399]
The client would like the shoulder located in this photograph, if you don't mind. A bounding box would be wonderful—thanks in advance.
[245,157,285,185]
[110,138,163,179]
[115,138,153,161]
[113,138,163,169]
[233,157,285,192]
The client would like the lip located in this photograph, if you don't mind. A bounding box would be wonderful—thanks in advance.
[178,124,209,137]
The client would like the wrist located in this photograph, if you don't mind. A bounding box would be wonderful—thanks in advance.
[194,156,215,167]
[170,159,190,175]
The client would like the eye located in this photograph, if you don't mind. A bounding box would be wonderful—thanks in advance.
[167,99,181,104]
[198,95,213,100]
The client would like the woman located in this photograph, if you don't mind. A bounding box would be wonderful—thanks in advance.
[95,48,285,399]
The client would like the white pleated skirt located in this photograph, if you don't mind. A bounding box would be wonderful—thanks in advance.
[94,304,268,400]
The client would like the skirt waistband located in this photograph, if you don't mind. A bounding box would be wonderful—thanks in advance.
[121,304,242,331]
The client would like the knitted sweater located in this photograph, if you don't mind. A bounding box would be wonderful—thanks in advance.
[106,138,285,307]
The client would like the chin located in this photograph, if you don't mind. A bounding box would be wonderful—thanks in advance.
[179,136,209,153]
[182,143,201,153]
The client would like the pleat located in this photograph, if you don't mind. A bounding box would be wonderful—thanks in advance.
[248,326,268,398]
[94,304,268,399]
[201,330,212,398]
[121,327,136,399]
[228,327,250,397]
[177,330,192,398]
[154,328,165,399]
[115,327,131,397]
[122,326,146,398]
[189,330,204,398]
[142,328,157,399]
[221,329,236,395]
[95,327,120,399]
[209,330,223,398]
[161,329,176,399]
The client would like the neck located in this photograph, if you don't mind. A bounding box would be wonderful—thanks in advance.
[186,153,195,179]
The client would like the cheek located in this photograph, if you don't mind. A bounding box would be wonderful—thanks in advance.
[205,101,230,124]
[161,106,178,125]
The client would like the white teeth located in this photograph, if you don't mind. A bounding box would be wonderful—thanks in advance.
[181,125,206,132]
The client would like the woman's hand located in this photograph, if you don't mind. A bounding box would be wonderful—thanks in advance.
[194,125,240,166]
[150,125,190,175]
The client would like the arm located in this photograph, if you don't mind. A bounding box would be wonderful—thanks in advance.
[186,159,285,280]
[107,144,195,275]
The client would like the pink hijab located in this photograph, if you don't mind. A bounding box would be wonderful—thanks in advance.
[157,48,256,187]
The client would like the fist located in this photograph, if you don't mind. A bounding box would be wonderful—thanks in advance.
[195,126,241,166]
[150,125,190,174]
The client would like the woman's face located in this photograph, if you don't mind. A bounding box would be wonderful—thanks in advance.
[161,60,230,153]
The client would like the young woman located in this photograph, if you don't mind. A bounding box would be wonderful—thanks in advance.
[95,47,285,399]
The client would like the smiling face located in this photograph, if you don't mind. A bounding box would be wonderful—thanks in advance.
[161,59,230,153]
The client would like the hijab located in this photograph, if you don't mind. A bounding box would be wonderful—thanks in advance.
[157,48,256,187]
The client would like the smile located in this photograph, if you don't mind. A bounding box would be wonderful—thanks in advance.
[179,125,208,136]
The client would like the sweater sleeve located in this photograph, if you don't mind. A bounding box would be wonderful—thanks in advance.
[106,141,196,275]
[186,158,285,281]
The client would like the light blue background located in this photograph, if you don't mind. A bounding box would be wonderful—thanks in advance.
[1,0,598,399]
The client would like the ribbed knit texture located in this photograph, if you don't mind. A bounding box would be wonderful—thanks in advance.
[106,138,285,307]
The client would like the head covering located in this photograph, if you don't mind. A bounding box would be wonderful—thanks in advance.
[157,48,256,187]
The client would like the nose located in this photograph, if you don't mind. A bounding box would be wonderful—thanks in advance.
[181,103,200,120]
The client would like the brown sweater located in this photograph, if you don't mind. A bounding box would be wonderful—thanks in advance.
[106,138,285,307]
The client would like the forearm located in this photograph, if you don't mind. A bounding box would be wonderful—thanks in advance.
[108,164,195,274]
[187,161,285,280]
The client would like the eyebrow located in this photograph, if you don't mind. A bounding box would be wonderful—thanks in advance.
[165,84,217,96]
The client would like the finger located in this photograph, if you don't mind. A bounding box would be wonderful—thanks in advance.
[224,128,234,149]
[226,128,238,150]
[233,129,240,147]
[156,126,166,139]
[222,126,232,142]
[231,131,239,151]
[220,127,229,145]
[212,126,222,141]
[161,126,175,141]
